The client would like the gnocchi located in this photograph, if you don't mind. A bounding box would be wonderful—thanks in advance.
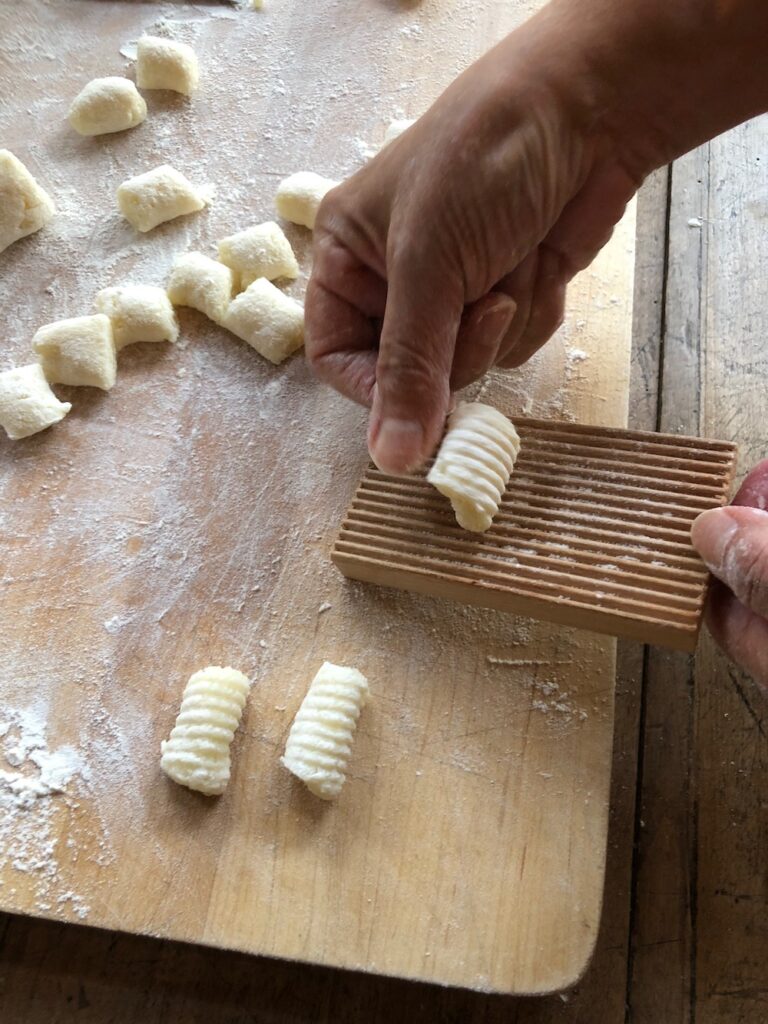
[136,35,199,96]
[275,171,338,230]
[222,278,304,364]
[117,165,211,233]
[33,314,117,391]
[217,221,299,288]
[281,662,369,800]
[167,251,236,323]
[382,117,416,147]
[68,77,147,137]
[427,401,521,532]
[95,285,178,350]
[0,150,55,256]
[161,666,251,796]
[0,364,71,441]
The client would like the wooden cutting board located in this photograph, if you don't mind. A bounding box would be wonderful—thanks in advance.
[0,0,636,994]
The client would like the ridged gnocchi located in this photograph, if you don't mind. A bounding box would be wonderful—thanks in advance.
[427,402,521,532]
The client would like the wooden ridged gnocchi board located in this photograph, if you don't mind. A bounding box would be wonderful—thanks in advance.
[2,0,637,997]
[333,421,738,652]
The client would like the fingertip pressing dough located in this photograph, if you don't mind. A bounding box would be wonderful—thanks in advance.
[382,117,416,147]
[427,401,521,532]
[0,364,71,441]
[217,221,299,288]
[281,661,370,800]
[68,77,147,136]
[0,150,55,255]
[33,314,117,391]
[136,35,199,96]
[117,165,211,232]
[223,278,304,364]
[275,171,338,230]
[167,251,235,322]
[160,666,251,795]
[95,284,178,350]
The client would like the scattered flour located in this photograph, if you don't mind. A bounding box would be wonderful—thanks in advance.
[0,703,93,918]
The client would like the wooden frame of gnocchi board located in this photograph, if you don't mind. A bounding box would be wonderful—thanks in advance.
[332,420,738,652]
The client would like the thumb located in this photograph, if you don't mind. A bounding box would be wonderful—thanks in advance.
[368,263,463,474]
[691,505,768,617]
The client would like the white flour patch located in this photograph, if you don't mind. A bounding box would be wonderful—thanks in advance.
[0,703,95,918]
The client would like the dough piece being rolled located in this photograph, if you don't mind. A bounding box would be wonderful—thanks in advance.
[68,77,147,136]
[222,278,304,364]
[427,401,521,532]
[275,172,338,230]
[136,35,199,95]
[281,661,369,800]
[161,666,251,796]
[217,221,299,289]
[0,364,71,440]
[0,150,55,255]
[117,165,211,232]
[382,117,416,147]
[167,251,235,323]
[33,314,117,391]
[95,284,178,350]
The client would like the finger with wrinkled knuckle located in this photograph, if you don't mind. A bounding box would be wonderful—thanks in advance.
[376,345,443,402]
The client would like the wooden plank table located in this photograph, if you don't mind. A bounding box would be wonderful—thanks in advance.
[2,7,766,1024]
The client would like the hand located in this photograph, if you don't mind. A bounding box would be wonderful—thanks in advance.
[305,0,768,475]
[691,460,768,691]
[306,7,640,473]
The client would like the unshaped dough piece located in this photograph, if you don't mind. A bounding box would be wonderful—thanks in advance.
[160,666,251,795]
[217,221,299,289]
[427,401,521,532]
[381,117,416,147]
[0,150,55,256]
[281,661,370,800]
[136,35,199,96]
[117,165,211,232]
[223,278,304,364]
[68,77,147,137]
[95,284,179,350]
[0,364,71,441]
[33,314,117,391]
[167,252,235,323]
[275,172,338,230]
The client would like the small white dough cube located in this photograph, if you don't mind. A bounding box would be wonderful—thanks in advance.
[95,284,179,350]
[0,364,71,441]
[382,117,416,147]
[223,278,304,364]
[217,221,299,289]
[33,314,117,390]
[117,165,211,233]
[68,77,147,136]
[275,172,338,230]
[167,252,235,323]
[136,36,199,96]
[0,150,55,255]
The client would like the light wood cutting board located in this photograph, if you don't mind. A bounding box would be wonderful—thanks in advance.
[0,0,635,994]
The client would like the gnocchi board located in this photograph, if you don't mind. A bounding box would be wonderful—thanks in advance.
[0,0,636,996]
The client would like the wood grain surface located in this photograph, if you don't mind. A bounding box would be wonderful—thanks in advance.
[0,0,636,998]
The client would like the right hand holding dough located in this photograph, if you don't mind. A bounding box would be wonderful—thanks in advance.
[305,0,768,475]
